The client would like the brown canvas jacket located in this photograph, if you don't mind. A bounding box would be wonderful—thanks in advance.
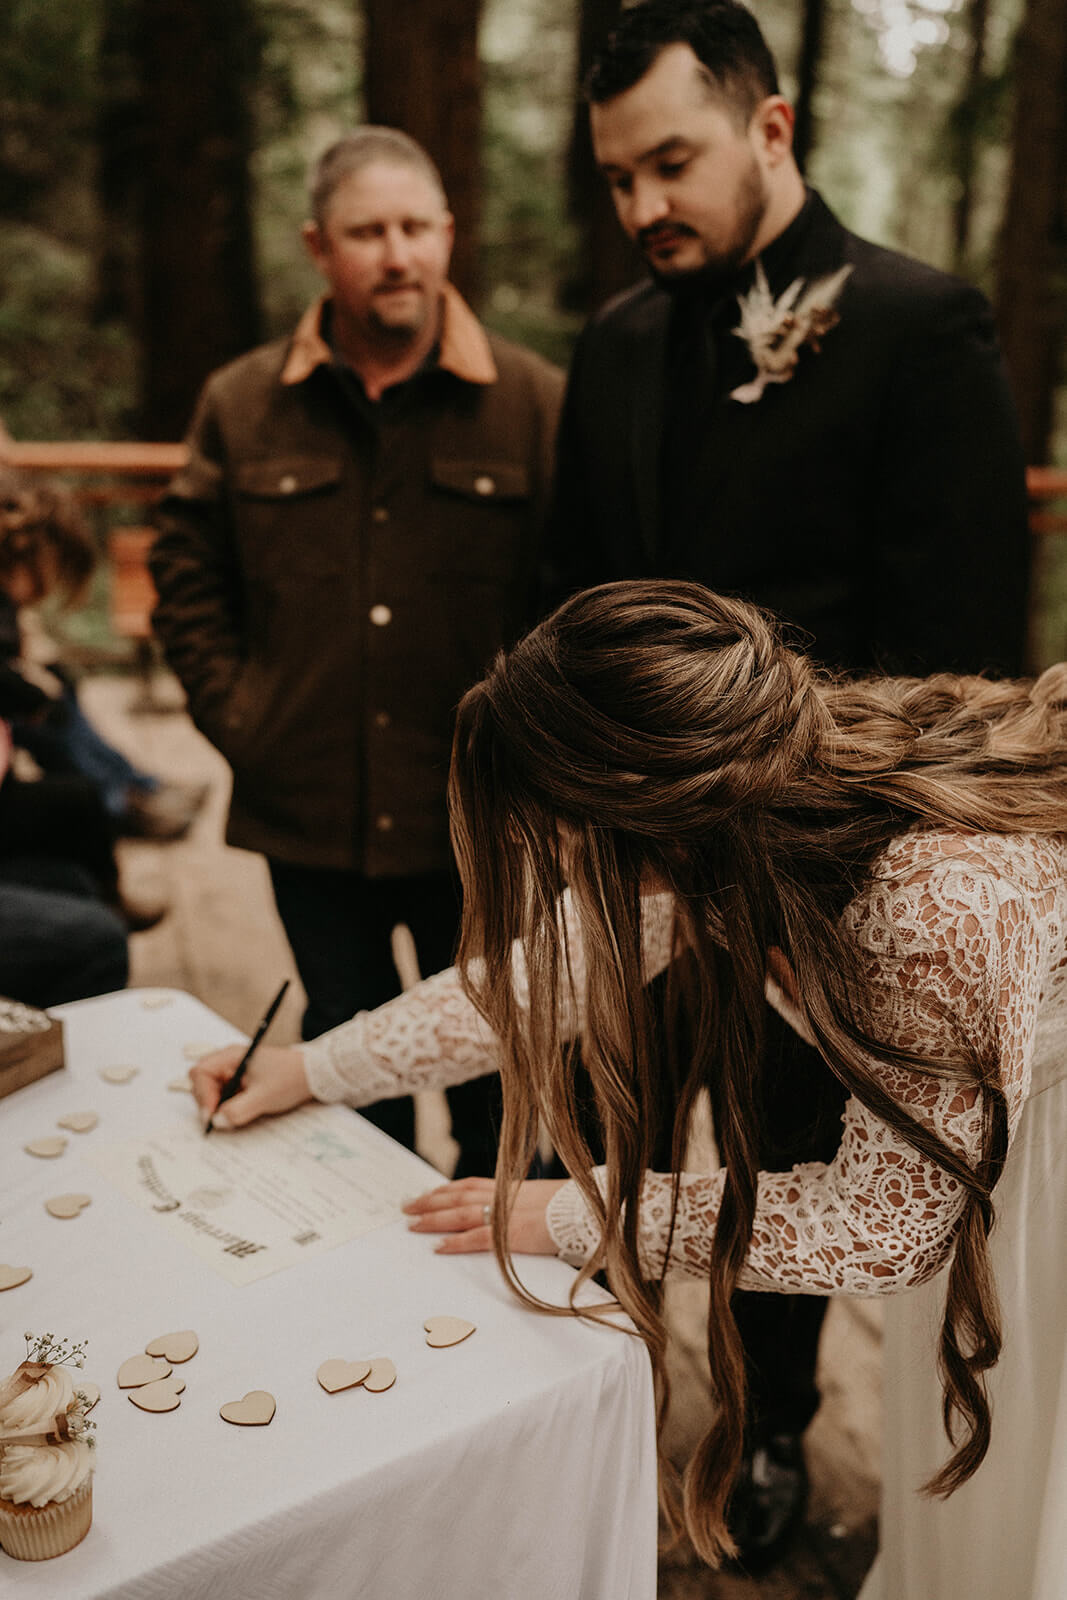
[150,286,564,873]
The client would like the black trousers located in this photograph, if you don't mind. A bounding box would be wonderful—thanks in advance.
[563,986,847,1440]
[267,861,502,1172]
[725,1004,847,1438]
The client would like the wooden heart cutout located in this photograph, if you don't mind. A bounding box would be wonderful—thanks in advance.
[317,1358,372,1394]
[182,1042,214,1062]
[0,1264,32,1292]
[167,1076,193,1093]
[220,1390,276,1426]
[78,1382,101,1413]
[117,1354,172,1389]
[146,1330,199,1363]
[140,993,173,1009]
[24,1136,67,1158]
[363,1359,397,1393]
[424,1316,476,1348]
[57,1111,98,1133]
[100,1064,139,1084]
[129,1376,185,1413]
[45,1192,91,1219]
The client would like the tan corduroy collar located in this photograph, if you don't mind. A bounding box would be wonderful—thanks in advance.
[280,282,497,388]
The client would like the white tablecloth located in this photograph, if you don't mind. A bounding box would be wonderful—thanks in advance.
[0,989,657,1599]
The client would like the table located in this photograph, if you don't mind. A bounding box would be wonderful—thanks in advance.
[0,989,657,1599]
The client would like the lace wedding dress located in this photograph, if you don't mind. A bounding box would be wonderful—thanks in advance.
[301,830,1067,1600]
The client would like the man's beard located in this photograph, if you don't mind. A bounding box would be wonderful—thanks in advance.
[643,160,767,297]
[368,309,427,343]
[367,281,430,342]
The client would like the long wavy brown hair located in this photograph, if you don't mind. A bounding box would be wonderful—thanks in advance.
[447,579,1067,1566]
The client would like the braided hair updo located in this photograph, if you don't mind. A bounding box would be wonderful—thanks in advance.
[463,579,829,837]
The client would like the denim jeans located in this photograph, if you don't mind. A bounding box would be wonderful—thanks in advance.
[15,682,157,819]
[0,859,128,1007]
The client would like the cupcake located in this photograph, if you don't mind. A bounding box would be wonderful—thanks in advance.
[0,1335,94,1561]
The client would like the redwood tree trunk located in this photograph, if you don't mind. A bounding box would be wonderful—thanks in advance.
[134,0,262,439]
[792,0,827,175]
[949,0,992,270]
[995,0,1067,465]
[563,0,642,314]
[363,0,484,308]
[94,0,140,327]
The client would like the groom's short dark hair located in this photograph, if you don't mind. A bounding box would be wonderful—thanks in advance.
[586,0,779,123]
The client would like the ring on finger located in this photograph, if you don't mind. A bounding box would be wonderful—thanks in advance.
[482,1202,491,1226]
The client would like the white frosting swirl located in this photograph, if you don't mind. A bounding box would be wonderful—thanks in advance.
[0,1364,75,1429]
[0,1365,93,1506]
[0,1441,91,1506]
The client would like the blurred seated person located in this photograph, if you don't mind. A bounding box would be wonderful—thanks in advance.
[0,473,167,936]
[0,469,208,841]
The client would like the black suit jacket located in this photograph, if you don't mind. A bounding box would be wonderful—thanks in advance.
[547,191,1030,676]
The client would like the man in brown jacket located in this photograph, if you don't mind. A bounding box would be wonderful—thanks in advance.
[150,128,564,1166]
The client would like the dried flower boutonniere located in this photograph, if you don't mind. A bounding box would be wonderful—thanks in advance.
[730,260,853,404]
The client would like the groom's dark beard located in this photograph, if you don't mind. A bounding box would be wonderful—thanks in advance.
[644,242,751,300]
[641,160,769,298]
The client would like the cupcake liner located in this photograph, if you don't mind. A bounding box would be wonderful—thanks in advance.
[0,1475,92,1560]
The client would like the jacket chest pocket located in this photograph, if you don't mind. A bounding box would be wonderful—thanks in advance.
[233,456,345,580]
[426,457,531,582]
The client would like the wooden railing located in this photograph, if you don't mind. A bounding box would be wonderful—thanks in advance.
[0,441,188,503]
[2,440,1067,653]
[4,440,1064,521]
[1026,468,1067,537]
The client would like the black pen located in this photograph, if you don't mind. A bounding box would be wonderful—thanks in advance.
[204,979,290,1134]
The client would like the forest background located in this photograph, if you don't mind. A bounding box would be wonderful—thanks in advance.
[2,0,1066,655]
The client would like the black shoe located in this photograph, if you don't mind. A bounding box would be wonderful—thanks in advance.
[727,1431,808,1573]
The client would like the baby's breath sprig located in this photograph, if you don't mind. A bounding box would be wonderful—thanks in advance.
[23,1333,89,1370]
[69,1399,98,1448]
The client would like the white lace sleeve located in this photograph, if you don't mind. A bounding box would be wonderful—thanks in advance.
[300,890,679,1106]
[546,838,1052,1293]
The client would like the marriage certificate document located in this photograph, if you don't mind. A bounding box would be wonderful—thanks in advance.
[88,1104,434,1285]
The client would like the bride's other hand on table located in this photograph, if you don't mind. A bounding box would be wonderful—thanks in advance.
[404,1177,566,1255]
[190,1044,312,1128]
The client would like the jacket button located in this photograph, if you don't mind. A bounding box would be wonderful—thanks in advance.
[371,505,389,523]
[278,474,298,494]
[369,604,392,626]
[473,474,496,497]
[374,710,391,729]
[375,813,394,832]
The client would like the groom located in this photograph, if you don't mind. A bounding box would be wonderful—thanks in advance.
[548,0,1031,1569]
[549,0,1029,676]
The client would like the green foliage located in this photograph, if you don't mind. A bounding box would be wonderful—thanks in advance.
[0,224,135,439]
[0,0,99,231]
[0,0,137,440]
[480,0,583,364]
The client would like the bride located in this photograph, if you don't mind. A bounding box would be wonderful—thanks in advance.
[193,580,1067,1596]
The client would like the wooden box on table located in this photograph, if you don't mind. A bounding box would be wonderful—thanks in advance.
[0,1000,64,1099]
